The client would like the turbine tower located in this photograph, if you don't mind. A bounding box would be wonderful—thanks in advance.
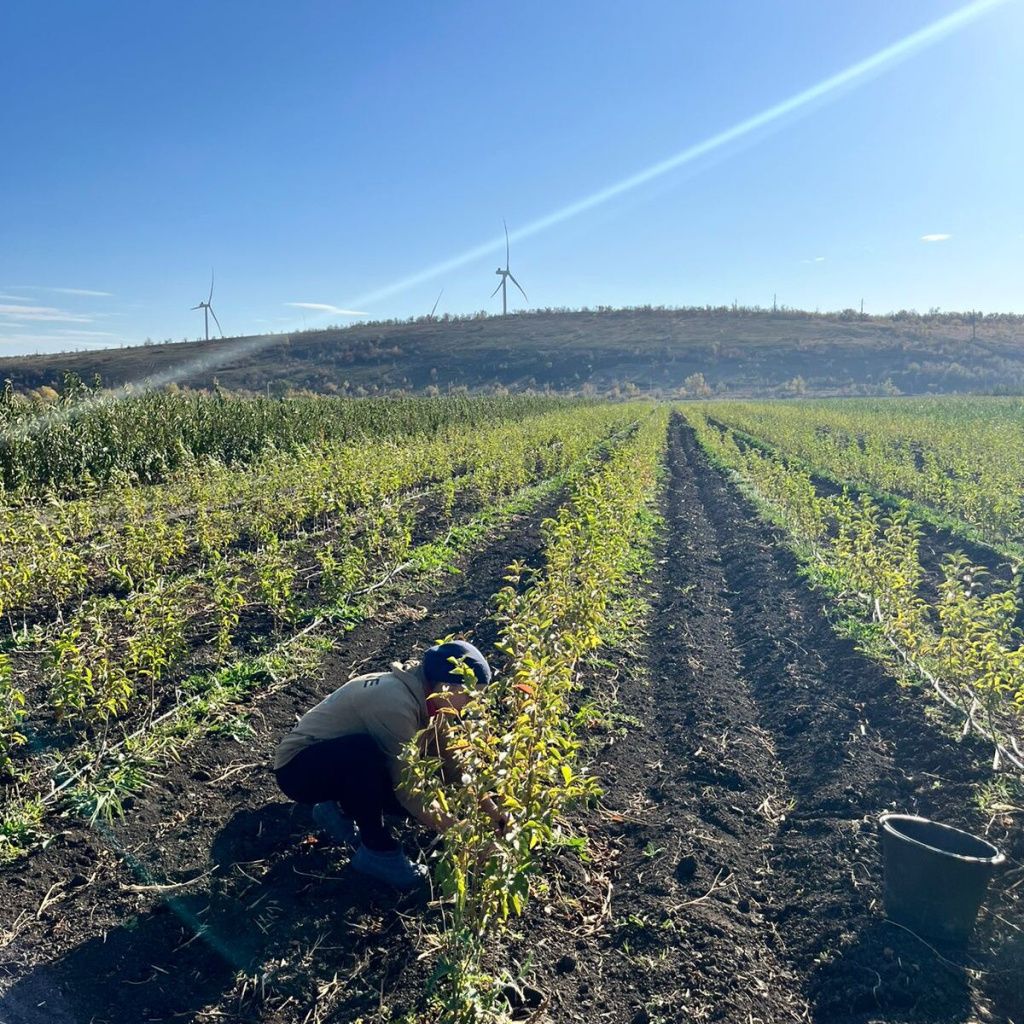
[491,221,527,316]
[191,270,223,341]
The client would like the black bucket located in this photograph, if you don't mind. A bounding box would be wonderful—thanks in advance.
[878,813,1005,945]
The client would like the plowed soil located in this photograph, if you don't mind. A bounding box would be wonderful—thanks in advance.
[0,417,1020,1024]
[506,418,1021,1024]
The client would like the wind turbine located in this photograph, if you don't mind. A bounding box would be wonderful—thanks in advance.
[191,270,223,341]
[491,221,527,316]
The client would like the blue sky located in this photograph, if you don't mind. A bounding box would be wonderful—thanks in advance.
[1,0,1022,355]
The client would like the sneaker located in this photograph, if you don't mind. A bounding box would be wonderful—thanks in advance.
[311,802,360,845]
[351,843,429,891]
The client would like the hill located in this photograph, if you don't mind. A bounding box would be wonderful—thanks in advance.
[4,307,1024,398]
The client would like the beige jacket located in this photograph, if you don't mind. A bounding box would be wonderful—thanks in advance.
[273,662,430,786]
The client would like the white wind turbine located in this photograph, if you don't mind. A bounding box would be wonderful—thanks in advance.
[491,221,527,316]
[191,270,223,341]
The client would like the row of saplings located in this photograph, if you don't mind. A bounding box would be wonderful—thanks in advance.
[274,413,665,1020]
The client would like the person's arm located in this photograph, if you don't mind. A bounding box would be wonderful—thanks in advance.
[479,794,509,834]
[394,786,456,833]
[394,716,457,831]
[371,709,457,834]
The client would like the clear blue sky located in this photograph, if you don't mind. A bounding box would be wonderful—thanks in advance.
[2,0,1022,355]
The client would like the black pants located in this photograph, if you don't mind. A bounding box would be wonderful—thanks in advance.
[274,733,405,851]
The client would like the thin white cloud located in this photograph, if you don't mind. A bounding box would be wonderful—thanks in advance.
[0,304,94,323]
[800,256,827,264]
[50,287,114,297]
[0,294,33,302]
[285,302,368,316]
[7,285,113,297]
[921,233,951,242]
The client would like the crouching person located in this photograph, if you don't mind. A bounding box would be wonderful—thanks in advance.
[273,640,492,890]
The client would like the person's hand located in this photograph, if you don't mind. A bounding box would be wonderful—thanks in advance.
[476,838,504,862]
[480,795,509,835]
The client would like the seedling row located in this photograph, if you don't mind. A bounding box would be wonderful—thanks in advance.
[684,407,1024,770]
[403,407,667,1018]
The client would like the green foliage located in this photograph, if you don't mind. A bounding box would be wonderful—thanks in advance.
[0,795,45,862]
[206,552,247,654]
[0,403,638,628]
[2,398,648,869]
[123,581,189,701]
[0,653,27,777]
[251,533,298,628]
[934,555,1024,720]
[313,535,365,604]
[0,391,586,498]
[67,748,152,824]
[48,597,134,724]
[698,396,1024,548]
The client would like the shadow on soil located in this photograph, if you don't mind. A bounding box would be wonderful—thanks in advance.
[808,918,974,1022]
[0,802,424,1024]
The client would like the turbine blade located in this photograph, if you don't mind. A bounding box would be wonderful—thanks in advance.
[191,303,203,310]
[503,219,509,270]
[208,269,215,304]
[430,288,444,317]
[490,280,503,298]
[508,272,528,302]
[209,306,224,336]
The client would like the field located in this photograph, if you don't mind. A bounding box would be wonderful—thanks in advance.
[0,392,1020,1024]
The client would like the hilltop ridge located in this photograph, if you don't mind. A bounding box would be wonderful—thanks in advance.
[4,307,1023,398]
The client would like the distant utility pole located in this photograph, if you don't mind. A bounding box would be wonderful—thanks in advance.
[972,310,977,340]
[860,298,864,316]
[773,293,777,313]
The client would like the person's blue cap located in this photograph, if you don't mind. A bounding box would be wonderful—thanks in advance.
[422,640,492,688]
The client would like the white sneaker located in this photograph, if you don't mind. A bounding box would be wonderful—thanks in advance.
[311,802,360,845]
[351,843,429,890]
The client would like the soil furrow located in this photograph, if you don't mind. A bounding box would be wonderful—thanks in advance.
[517,417,1020,1024]
[515,417,809,1022]
[0,491,564,1024]
[678,417,1022,1023]
[594,412,807,1020]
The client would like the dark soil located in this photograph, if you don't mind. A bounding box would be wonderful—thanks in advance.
[1,416,1020,1024]
[503,417,1021,1024]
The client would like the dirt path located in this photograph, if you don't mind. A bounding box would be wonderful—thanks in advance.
[0,491,564,1024]
[515,416,1020,1024]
